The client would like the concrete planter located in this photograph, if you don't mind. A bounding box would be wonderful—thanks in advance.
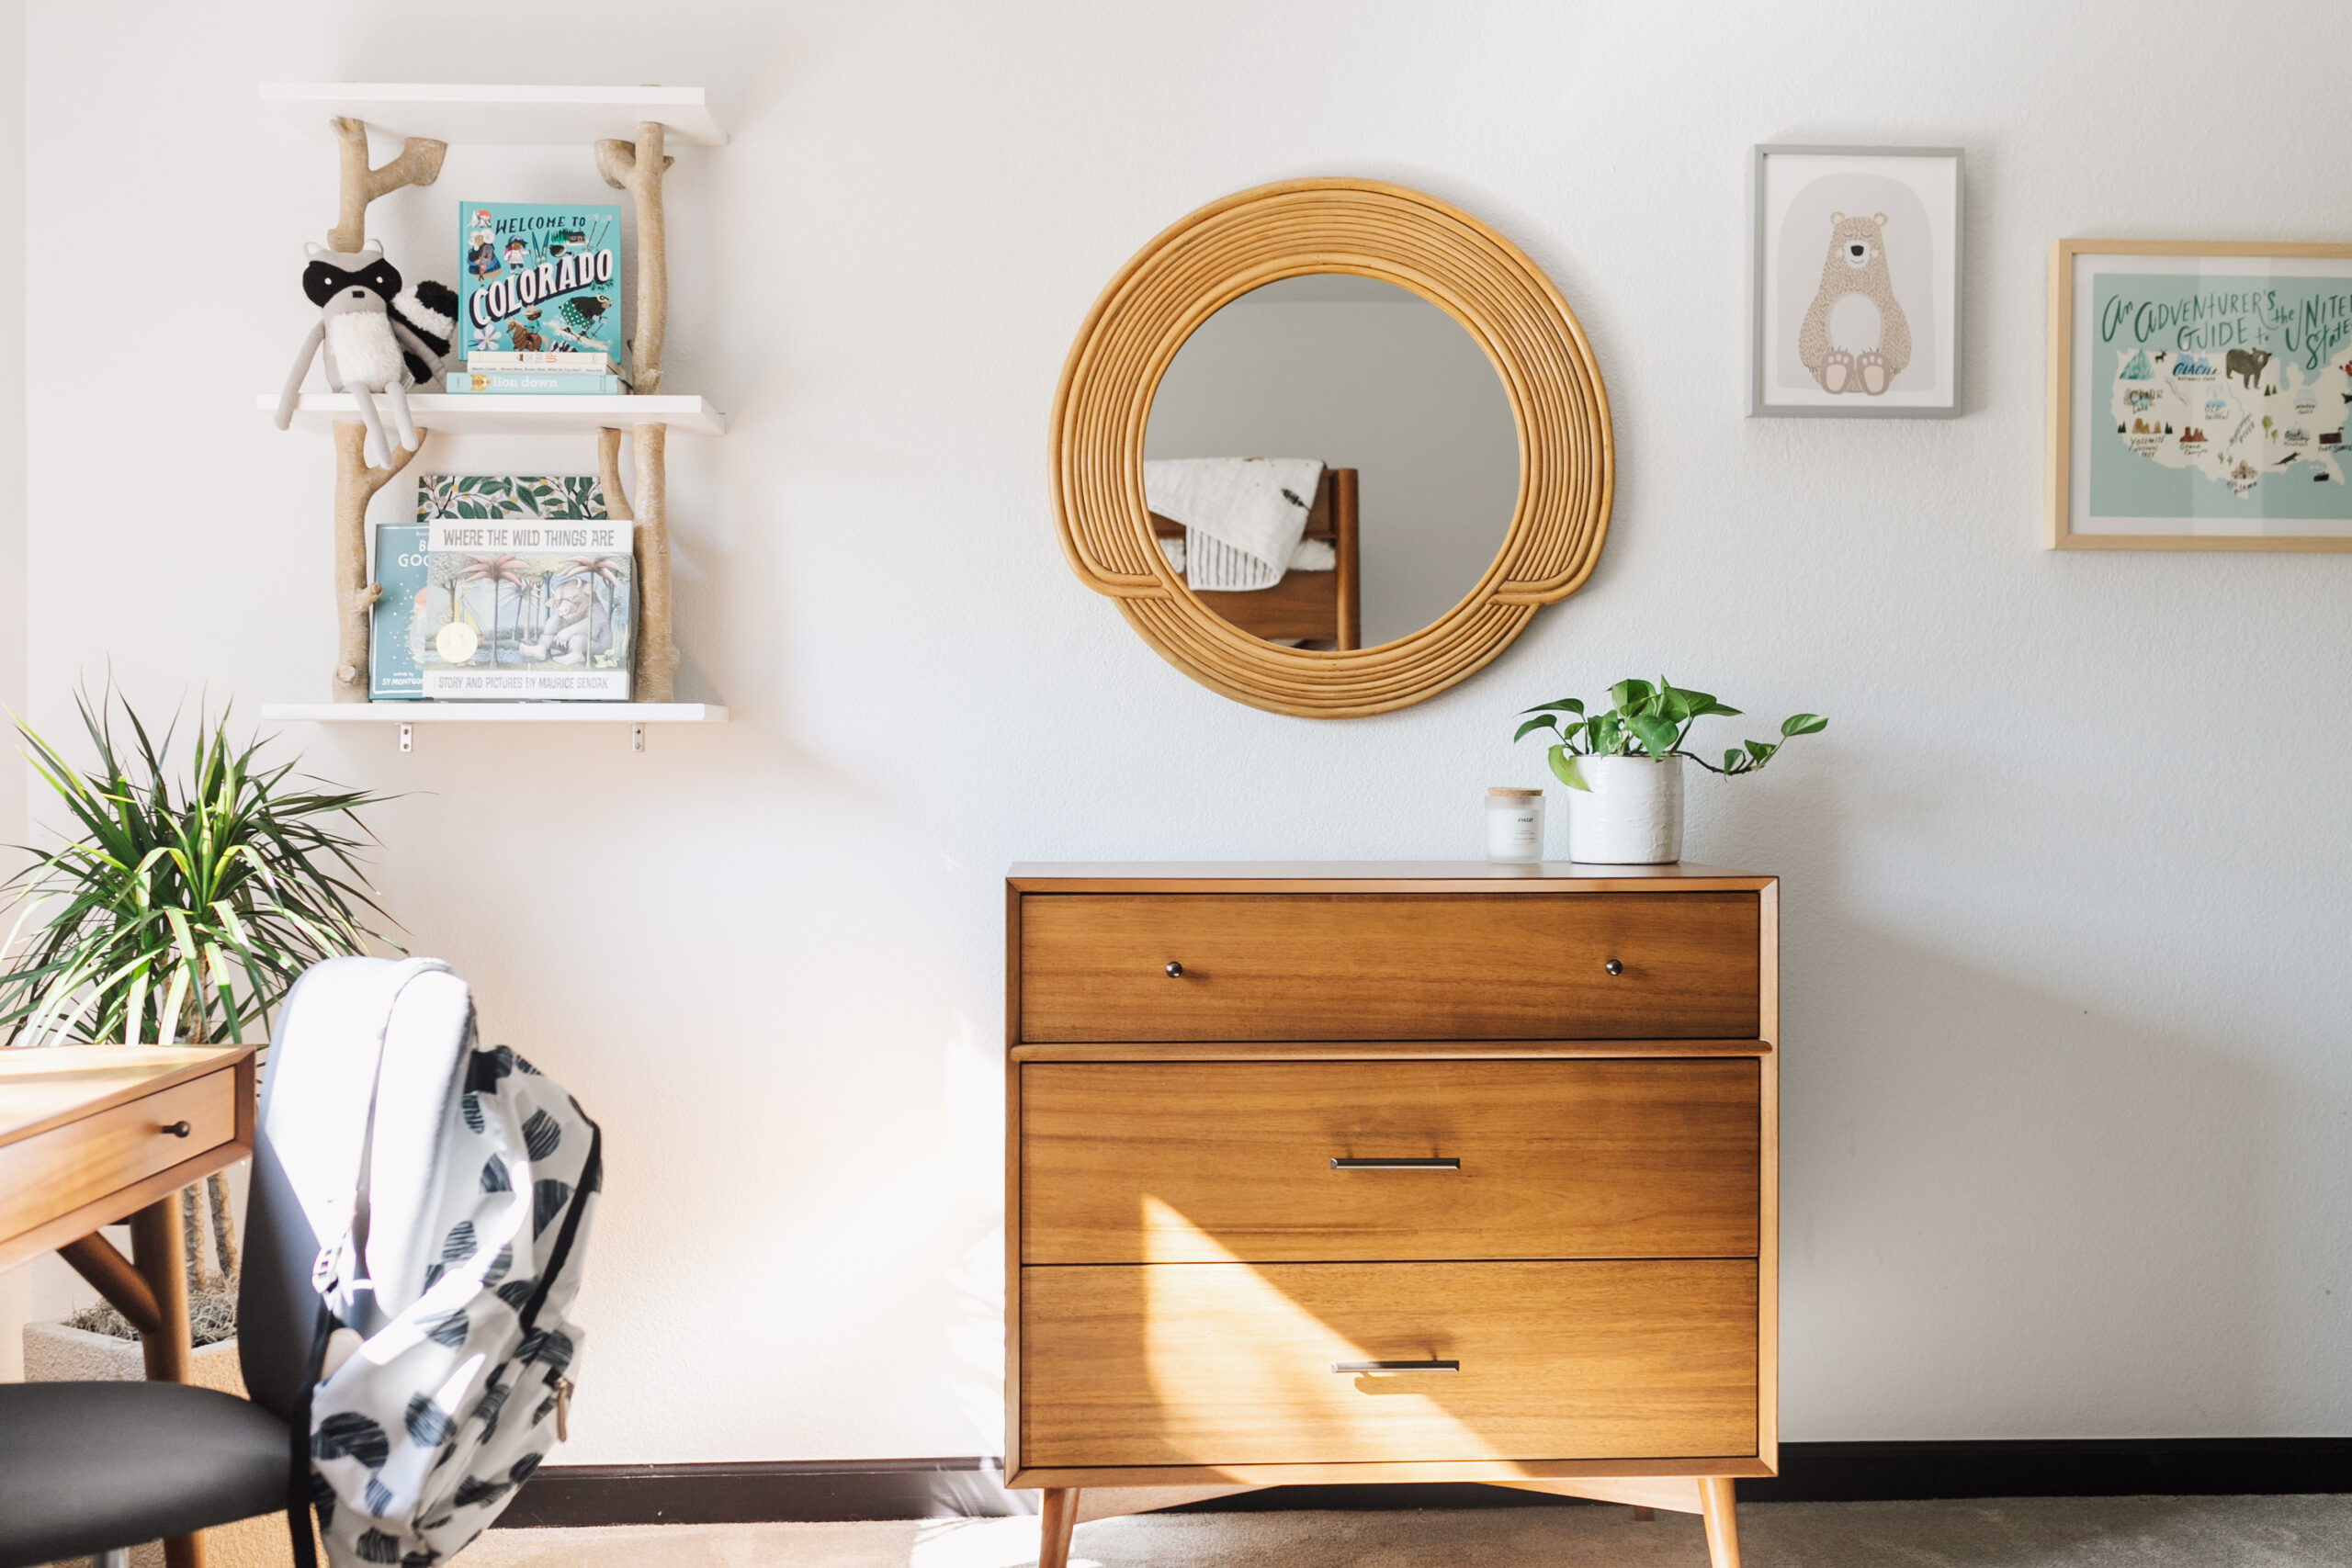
[24,1323,295,1568]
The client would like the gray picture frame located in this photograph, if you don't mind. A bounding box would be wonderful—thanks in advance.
[1749,143,1965,419]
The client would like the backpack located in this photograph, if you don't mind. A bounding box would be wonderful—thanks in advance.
[263,957,602,1568]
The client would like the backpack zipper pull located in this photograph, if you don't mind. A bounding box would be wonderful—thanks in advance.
[555,1376,573,1441]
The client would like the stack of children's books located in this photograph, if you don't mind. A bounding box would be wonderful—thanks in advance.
[449,203,628,394]
[371,475,636,701]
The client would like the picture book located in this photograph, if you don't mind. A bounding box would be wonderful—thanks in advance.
[398,475,636,702]
[368,521,429,701]
[458,203,625,367]
[446,371,628,395]
[465,350,620,374]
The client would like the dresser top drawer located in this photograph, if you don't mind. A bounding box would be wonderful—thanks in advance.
[1017,890,1762,1043]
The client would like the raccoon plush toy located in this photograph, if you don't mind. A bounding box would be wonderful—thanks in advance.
[275,242,459,466]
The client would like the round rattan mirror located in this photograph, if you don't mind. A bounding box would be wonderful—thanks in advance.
[1050,177,1614,718]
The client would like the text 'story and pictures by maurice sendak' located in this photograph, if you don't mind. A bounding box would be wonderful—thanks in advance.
[372,475,636,701]
[453,203,627,391]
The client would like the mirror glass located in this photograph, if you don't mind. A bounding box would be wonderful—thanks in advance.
[1143,274,1521,649]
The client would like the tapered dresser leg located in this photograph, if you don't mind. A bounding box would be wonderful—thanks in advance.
[1038,1488,1080,1568]
[1698,1477,1740,1568]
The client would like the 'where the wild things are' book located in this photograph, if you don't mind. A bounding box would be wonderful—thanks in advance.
[458,203,625,367]
[370,475,635,702]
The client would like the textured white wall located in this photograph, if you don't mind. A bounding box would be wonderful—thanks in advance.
[0,0,22,1382]
[9,0,2350,1460]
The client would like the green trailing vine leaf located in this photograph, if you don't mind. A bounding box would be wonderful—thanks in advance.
[1516,679,1826,780]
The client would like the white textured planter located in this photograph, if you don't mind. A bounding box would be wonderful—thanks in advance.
[25,1323,295,1568]
[1564,754,1686,863]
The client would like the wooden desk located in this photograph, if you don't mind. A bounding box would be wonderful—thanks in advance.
[1,1043,259,1568]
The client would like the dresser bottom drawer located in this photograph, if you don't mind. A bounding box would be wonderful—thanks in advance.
[1020,1259,1758,1467]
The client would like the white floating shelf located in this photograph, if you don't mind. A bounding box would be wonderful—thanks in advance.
[260,83,726,147]
[262,704,726,724]
[262,392,726,437]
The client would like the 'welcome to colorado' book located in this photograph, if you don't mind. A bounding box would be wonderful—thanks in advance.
[458,203,625,368]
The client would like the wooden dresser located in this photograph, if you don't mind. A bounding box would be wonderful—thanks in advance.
[1005,863,1777,1568]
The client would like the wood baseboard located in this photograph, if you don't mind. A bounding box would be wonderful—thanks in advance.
[493,1439,2352,1528]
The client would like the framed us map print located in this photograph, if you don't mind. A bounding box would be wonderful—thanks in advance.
[2049,239,2352,550]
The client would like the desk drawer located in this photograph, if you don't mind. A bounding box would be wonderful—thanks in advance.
[1022,1058,1758,1264]
[1020,1258,1758,1467]
[1018,893,1758,1042]
[0,1070,237,1243]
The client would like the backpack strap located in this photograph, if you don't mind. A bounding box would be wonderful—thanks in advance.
[285,1298,335,1568]
[285,960,432,1566]
[519,1119,601,1332]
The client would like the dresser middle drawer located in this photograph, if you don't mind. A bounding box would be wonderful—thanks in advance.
[1021,1058,1759,1264]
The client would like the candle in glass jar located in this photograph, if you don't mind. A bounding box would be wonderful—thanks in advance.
[1485,787,1545,863]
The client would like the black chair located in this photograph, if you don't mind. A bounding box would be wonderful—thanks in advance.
[0,1130,328,1568]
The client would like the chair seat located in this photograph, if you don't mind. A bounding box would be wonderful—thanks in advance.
[0,1381,291,1568]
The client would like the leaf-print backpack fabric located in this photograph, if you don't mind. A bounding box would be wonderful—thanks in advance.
[264,956,602,1568]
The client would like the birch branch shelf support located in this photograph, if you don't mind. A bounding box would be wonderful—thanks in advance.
[267,88,724,715]
[323,115,441,702]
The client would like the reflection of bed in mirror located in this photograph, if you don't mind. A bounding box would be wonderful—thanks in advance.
[1151,467,1360,649]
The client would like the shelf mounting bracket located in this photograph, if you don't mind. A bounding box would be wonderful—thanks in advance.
[631,723,646,754]
[399,722,413,754]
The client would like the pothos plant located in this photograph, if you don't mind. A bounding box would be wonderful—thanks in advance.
[1515,678,1826,790]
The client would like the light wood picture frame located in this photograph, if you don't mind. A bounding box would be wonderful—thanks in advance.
[1749,145,1963,419]
[1049,178,1613,719]
[2047,239,2352,551]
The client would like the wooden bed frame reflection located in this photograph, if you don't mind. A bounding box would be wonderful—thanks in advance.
[1150,468,1360,649]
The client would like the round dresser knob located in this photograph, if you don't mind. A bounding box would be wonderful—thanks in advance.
[1165,961,1184,978]
[160,1121,192,1138]
[1603,959,1623,976]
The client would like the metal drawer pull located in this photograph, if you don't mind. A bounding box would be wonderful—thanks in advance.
[159,1121,192,1138]
[1604,958,1623,976]
[1332,1359,1458,1374]
[1164,961,1184,977]
[1330,1156,1459,1170]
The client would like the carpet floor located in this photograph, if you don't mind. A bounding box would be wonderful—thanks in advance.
[460,1495,2352,1566]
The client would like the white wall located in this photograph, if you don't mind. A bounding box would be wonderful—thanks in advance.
[0,0,22,1381]
[10,0,2350,1461]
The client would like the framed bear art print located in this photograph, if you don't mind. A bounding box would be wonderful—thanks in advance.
[1750,145,1963,419]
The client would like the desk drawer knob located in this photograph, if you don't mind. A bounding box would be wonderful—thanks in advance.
[1604,958,1623,976]
[1164,961,1184,978]
[160,1121,192,1138]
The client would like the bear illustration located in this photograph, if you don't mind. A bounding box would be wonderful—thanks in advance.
[2225,347,2271,389]
[1797,211,1912,395]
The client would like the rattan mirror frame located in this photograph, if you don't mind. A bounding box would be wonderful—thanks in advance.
[1051,177,1613,718]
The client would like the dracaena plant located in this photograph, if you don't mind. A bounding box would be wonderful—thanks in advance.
[1515,678,1826,791]
[0,688,399,1050]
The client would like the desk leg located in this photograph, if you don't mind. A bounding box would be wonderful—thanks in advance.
[130,1194,206,1568]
